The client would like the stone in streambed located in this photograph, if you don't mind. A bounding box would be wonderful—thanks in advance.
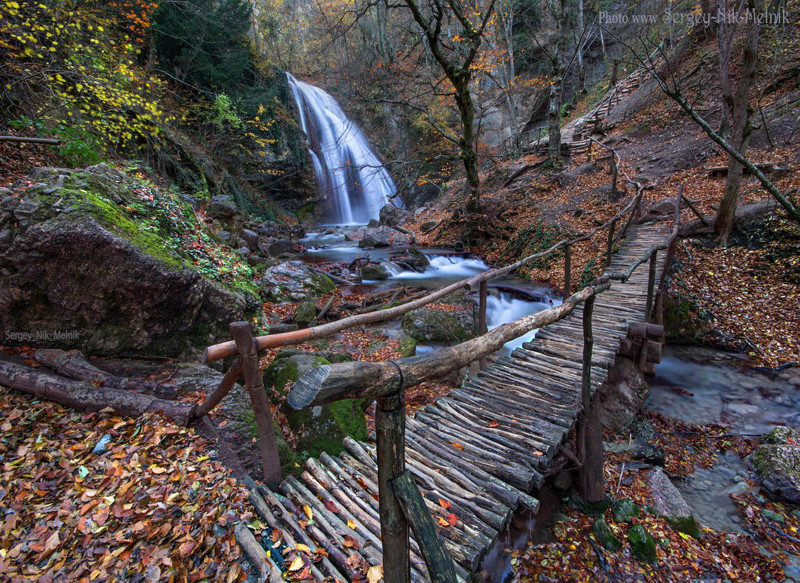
[647,468,701,538]
[750,441,800,505]
[258,261,334,302]
[361,263,391,280]
[401,307,475,343]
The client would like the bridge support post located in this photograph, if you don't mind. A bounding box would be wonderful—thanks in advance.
[563,245,572,300]
[605,219,617,268]
[577,296,604,502]
[478,281,488,371]
[377,391,410,583]
[230,321,282,489]
[645,251,657,322]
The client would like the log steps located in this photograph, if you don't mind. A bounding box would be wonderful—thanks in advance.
[249,225,671,580]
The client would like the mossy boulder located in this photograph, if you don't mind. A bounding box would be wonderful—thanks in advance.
[258,261,335,302]
[361,263,391,280]
[265,353,367,458]
[750,443,800,504]
[612,498,640,523]
[627,524,657,562]
[402,307,475,343]
[0,166,254,357]
[761,426,800,445]
[293,301,318,326]
[647,468,701,538]
[592,517,621,551]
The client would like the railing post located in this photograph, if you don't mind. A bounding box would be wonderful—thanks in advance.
[577,295,604,503]
[478,280,488,371]
[563,244,572,299]
[230,322,282,489]
[377,390,409,583]
[587,139,592,162]
[605,218,617,268]
[645,251,657,322]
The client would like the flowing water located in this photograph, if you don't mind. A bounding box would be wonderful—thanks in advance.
[287,74,400,224]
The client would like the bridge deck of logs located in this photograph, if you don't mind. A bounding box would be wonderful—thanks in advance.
[244,224,671,582]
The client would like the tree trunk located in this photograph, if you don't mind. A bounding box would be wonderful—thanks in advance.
[0,361,195,425]
[548,69,562,163]
[455,81,481,215]
[715,0,762,246]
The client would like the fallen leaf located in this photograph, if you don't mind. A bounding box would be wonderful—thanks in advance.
[488,421,500,428]
[450,442,464,450]
[438,498,451,509]
[288,556,304,571]
[447,513,458,526]
[367,564,383,583]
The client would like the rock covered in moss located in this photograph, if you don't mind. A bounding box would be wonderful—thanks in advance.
[360,263,391,280]
[612,498,640,523]
[627,524,657,562]
[592,517,621,551]
[293,301,318,326]
[258,260,334,301]
[0,165,254,357]
[264,352,367,459]
[750,443,800,504]
[761,426,800,445]
[401,307,475,343]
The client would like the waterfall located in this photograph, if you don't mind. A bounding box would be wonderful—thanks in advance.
[287,73,401,225]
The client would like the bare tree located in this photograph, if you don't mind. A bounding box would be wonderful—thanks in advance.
[400,0,499,215]
[714,0,762,246]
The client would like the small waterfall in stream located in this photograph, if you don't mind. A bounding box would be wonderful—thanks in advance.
[287,73,401,225]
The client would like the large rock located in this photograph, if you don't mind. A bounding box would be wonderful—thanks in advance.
[750,440,800,504]
[264,353,367,458]
[0,168,249,357]
[402,307,475,343]
[258,261,335,302]
[359,228,392,248]
[379,204,411,227]
[647,468,701,537]
[205,195,239,220]
[627,524,657,562]
[361,263,391,280]
[597,356,649,432]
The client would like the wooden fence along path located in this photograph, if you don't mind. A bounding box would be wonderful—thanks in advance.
[242,223,671,582]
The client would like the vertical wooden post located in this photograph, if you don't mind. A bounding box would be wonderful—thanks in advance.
[605,218,617,268]
[230,322,282,489]
[587,139,592,162]
[377,391,409,583]
[577,295,604,503]
[610,155,618,194]
[645,251,657,322]
[563,245,572,299]
[478,280,488,371]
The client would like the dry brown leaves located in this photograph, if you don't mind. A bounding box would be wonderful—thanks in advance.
[0,387,254,582]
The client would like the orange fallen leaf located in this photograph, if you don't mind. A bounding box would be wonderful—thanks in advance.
[438,498,451,509]
[488,421,500,428]
[450,442,464,450]
[447,513,458,526]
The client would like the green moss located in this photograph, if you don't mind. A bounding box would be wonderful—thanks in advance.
[627,524,657,562]
[398,336,417,357]
[592,517,621,551]
[664,515,701,538]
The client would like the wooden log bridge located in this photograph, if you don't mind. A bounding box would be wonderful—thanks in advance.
[232,223,674,582]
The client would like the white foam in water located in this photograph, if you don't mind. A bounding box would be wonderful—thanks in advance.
[486,293,561,352]
[390,256,489,280]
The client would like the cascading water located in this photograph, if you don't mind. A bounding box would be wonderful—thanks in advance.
[287,73,401,225]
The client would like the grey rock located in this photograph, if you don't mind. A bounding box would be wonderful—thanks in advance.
[421,220,438,232]
[268,239,297,257]
[241,228,260,250]
[206,195,238,220]
[762,509,785,523]
[379,204,411,227]
[750,444,800,504]
[258,261,335,302]
[647,468,693,520]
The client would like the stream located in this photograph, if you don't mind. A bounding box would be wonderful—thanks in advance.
[300,228,559,354]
